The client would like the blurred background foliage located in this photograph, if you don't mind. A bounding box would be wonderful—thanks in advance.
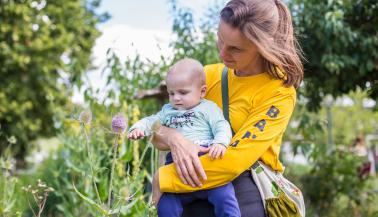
[0,0,377,216]
[0,0,109,160]
[291,0,378,110]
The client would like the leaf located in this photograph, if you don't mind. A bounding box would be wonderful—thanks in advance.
[72,182,109,216]
[108,198,139,215]
[4,199,15,212]
[119,143,133,163]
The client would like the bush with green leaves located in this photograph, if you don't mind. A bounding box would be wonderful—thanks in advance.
[290,0,378,110]
[301,150,374,216]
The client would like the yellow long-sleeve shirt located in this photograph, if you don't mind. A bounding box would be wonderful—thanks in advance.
[159,63,296,193]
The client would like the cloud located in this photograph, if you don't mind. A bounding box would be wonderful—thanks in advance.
[72,24,172,103]
[93,24,172,65]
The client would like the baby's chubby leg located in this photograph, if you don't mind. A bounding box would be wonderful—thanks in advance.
[153,171,200,217]
[207,183,241,217]
[157,193,184,217]
[152,171,163,205]
[154,172,184,217]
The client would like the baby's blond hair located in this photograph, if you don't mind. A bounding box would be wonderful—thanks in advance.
[167,58,205,87]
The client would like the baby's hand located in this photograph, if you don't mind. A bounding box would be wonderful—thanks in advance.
[209,143,226,160]
[127,129,145,140]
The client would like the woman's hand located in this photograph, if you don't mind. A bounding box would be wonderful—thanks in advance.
[151,126,209,187]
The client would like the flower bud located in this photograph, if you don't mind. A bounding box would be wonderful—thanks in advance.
[79,110,92,125]
[120,186,130,199]
[111,114,127,134]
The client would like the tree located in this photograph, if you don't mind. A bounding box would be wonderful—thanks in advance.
[290,0,378,110]
[168,0,221,65]
[0,0,108,159]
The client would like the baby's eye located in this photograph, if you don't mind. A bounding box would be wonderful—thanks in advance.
[179,91,189,95]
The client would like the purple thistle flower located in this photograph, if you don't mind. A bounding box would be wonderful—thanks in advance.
[111,114,127,134]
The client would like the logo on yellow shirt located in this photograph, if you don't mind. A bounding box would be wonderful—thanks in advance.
[266,106,280,118]
[254,119,266,131]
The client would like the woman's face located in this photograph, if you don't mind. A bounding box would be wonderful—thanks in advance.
[217,20,260,72]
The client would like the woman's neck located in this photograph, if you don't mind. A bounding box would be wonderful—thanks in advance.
[235,55,266,77]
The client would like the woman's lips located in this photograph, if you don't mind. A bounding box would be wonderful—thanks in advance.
[223,59,234,64]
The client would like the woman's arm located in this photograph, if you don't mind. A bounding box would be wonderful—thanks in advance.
[159,86,296,193]
[151,125,209,187]
[150,125,171,151]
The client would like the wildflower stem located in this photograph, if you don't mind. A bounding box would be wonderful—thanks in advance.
[82,124,102,204]
[108,134,119,208]
[38,193,48,217]
[136,143,151,169]
[27,197,38,217]
[2,170,7,208]
[37,198,44,217]
[32,194,39,208]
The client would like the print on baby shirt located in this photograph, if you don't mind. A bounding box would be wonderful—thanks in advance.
[163,111,196,128]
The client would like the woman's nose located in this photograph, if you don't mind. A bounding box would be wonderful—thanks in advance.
[219,47,228,60]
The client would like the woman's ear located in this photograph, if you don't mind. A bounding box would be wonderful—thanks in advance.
[200,85,207,98]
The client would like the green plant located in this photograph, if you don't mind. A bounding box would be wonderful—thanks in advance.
[301,149,375,216]
[0,0,109,159]
[22,179,54,217]
[290,0,378,111]
[24,106,157,216]
[0,154,22,216]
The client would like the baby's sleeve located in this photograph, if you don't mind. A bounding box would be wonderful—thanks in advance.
[206,102,232,147]
[128,108,165,136]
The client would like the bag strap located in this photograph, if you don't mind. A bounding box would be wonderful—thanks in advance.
[221,67,235,136]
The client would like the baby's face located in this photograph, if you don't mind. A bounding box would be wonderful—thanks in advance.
[166,74,204,110]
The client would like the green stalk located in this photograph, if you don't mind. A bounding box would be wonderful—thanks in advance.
[82,124,102,204]
[108,134,119,208]
[2,171,6,211]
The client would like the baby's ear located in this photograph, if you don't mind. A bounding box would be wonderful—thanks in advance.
[200,85,207,97]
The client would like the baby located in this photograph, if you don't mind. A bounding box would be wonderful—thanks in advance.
[128,58,240,217]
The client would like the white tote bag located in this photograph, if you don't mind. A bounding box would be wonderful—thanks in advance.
[250,161,306,217]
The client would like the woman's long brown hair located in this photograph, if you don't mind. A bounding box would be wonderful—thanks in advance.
[221,0,304,88]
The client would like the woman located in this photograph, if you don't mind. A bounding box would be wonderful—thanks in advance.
[152,0,304,216]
